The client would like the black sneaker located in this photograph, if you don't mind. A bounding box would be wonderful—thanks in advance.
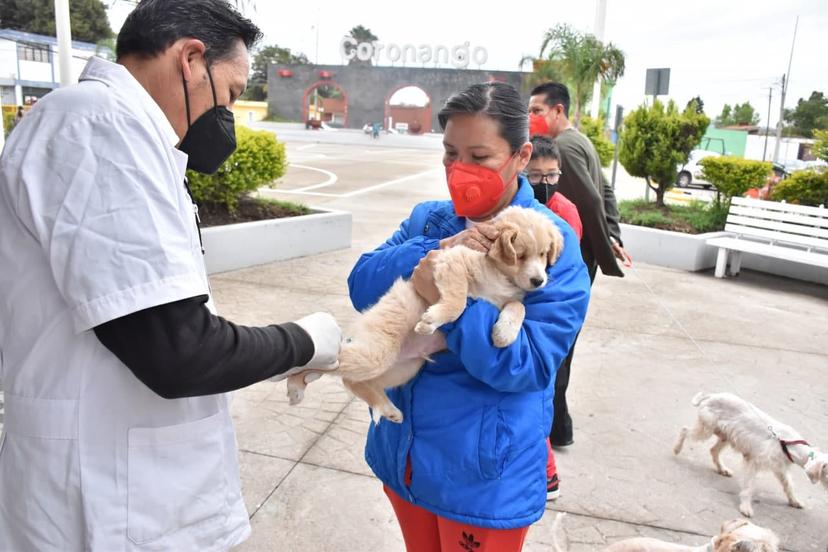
[547,473,560,501]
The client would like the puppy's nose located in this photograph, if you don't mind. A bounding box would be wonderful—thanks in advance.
[530,277,545,288]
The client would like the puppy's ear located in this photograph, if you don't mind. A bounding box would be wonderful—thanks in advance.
[546,225,564,266]
[488,223,519,266]
[804,457,826,484]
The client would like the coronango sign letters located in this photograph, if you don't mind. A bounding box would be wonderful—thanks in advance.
[340,37,488,69]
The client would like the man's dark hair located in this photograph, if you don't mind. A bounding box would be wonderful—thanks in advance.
[438,82,528,153]
[530,82,571,119]
[529,135,560,163]
[116,0,262,64]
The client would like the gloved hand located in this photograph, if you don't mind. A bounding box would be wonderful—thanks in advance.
[270,312,341,382]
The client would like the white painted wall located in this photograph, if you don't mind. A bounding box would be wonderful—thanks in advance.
[0,39,17,80]
[744,134,812,163]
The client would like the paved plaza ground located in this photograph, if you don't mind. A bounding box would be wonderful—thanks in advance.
[1,130,826,550]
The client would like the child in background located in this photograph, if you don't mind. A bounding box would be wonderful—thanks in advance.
[525,134,583,500]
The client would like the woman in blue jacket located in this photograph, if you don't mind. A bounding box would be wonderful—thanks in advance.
[347,82,591,551]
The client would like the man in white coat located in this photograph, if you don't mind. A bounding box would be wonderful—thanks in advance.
[0,0,340,549]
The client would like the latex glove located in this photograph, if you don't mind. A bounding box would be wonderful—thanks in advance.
[270,312,341,382]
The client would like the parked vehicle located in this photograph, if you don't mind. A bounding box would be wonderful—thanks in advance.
[676,149,722,189]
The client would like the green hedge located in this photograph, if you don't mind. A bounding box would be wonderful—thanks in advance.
[186,126,287,211]
[699,156,771,201]
[771,169,828,207]
[580,116,613,167]
[3,112,16,138]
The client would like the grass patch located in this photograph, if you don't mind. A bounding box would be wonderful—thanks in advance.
[619,199,728,234]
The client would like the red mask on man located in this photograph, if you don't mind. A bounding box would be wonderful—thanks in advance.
[446,154,517,218]
[529,113,550,137]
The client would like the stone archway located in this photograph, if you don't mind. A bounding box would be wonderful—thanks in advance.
[302,80,349,127]
[384,84,432,134]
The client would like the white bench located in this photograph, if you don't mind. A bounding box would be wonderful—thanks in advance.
[706,197,828,278]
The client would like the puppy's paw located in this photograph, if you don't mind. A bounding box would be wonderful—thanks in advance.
[384,405,404,424]
[286,385,305,406]
[718,467,733,477]
[491,321,520,348]
[788,498,804,509]
[738,502,753,518]
[414,321,437,335]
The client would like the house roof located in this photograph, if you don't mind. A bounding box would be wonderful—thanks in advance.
[0,28,101,52]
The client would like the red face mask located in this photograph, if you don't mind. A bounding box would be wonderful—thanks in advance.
[529,113,550,136]
[446,154,517,218]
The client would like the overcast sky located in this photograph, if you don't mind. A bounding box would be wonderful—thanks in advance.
[108,0,827,127]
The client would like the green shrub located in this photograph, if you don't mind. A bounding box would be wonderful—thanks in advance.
[619,199,729,234]
[699,156,771,203]
[580,116,614,167]
[186,125,287,211]
[771,169,828,207]
[3,112,16,138]
[674,201,729,233]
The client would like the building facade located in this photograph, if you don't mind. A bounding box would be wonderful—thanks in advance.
[0,29,105,108]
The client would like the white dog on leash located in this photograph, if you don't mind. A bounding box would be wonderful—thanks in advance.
[674,392,828,517]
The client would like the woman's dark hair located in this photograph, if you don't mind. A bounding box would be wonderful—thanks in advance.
[116,0,262,64]
[530,82,571,118]
[529,135,561,163]
[438,82,528,153]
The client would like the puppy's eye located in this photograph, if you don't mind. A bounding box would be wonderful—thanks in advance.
[517,254,526,261]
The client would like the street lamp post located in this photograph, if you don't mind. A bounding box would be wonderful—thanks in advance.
[589,0,607,119]
[54,0,75,87]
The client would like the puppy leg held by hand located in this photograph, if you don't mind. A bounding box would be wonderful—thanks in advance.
[286,371,324,405]
[491,301,525,347]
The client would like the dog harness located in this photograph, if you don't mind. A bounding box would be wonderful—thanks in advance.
[779,439,810,463]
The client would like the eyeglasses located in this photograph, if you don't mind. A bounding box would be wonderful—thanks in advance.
[523,171,563,185]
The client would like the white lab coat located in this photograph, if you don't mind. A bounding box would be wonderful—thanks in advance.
[0,57,249,550]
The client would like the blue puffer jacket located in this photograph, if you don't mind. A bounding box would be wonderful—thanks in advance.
[347,177,591,529]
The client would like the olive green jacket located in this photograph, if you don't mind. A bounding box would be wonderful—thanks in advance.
[556,127,624,277]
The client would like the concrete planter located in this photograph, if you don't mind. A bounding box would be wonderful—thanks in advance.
[620,223,726,272]
[201,209,352,275]
[621,223,828,285]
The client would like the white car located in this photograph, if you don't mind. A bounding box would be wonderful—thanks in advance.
[676,149,721,189]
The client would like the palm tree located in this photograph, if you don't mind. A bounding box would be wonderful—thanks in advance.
[524,24,625,127]
[345,25,378,66]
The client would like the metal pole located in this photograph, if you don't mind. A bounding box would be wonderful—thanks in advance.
[772,16,798,163]
[54,0,74,87]
[610,105,623,190]
[589,0,607,119]
[762,86,773,161]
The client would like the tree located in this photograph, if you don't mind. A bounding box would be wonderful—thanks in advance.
[0,0,113,43]
[715,101,759,127]
[345,25,378,66]
[524,23,625,127]
[618,100,709,207]
[814,129,828,163]
[715,104,733,127]
[242,44,308,101]
[783,91,828,138]
[687,96,705,114]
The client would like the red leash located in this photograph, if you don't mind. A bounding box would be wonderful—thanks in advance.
[779,439,810,463]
